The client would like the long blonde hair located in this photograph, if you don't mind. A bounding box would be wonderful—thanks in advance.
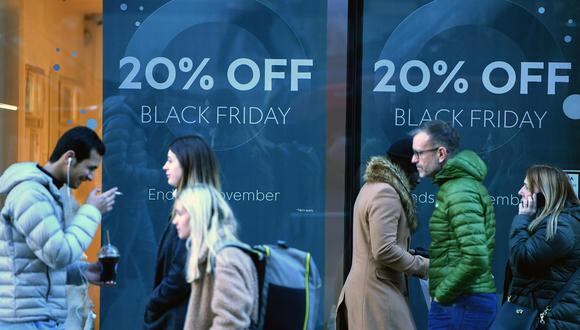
[175,184,238,282]
[526,165,580,240]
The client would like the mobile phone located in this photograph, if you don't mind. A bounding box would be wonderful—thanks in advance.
[536,192,545,210]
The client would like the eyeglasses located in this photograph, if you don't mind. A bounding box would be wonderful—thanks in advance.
[412,146,440,158]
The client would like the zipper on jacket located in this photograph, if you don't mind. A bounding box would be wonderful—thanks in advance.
[45,267,51,301]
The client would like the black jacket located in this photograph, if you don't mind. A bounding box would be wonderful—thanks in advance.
[144,220,191,330]
[508,204,580,329]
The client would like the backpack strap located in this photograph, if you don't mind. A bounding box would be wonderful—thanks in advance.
[209,241,260,270]
[210,241,265,329]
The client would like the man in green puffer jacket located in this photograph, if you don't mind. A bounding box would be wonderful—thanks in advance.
[411,120,497,330]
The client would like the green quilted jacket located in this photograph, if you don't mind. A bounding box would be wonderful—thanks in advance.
[429,150,496,304]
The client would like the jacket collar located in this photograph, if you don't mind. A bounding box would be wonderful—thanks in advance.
[36,164,65,189]
[364,156,418,231]
[434,150,487,185]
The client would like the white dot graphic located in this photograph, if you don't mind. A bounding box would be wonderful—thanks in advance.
[563,94,580,120]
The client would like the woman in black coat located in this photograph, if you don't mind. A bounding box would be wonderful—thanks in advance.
[144,135,221,329]
[507,165,580,329]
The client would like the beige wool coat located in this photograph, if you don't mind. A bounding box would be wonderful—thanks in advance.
[184,247,258,330]
[337,157,429,330]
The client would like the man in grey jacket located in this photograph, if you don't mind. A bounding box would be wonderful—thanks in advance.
[0,126,118,329]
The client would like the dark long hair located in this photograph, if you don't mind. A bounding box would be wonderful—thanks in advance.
[168,135,221,193]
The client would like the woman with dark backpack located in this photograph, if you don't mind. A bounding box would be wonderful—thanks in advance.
[173,184,258,329]
[494,165,580,329]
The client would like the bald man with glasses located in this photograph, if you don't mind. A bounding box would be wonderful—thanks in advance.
[411,120,497,330]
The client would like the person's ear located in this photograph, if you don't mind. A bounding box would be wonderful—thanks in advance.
[437,147,448,162]
[64,151,76,166]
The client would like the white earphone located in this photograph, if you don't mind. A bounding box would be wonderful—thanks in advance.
[66,156,73,198]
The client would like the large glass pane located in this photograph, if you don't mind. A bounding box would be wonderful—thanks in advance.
[101,0,347,329]
[361,0,580,328]
[2,0,348,329]
[2,0,349,329]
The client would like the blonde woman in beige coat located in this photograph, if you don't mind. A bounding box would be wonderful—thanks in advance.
[337,138,429,330]
[172,184,259,330]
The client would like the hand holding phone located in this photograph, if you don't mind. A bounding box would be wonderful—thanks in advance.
[518,193,538,216]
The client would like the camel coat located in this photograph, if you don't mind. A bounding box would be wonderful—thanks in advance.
[337,157,429,330]
[184,247,258,330]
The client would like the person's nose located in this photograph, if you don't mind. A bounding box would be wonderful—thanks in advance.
[412,154,419,164]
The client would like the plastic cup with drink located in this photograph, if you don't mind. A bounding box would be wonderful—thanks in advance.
[98,230,120,285]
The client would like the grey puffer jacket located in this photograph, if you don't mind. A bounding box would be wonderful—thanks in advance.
[0,163,101,322]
